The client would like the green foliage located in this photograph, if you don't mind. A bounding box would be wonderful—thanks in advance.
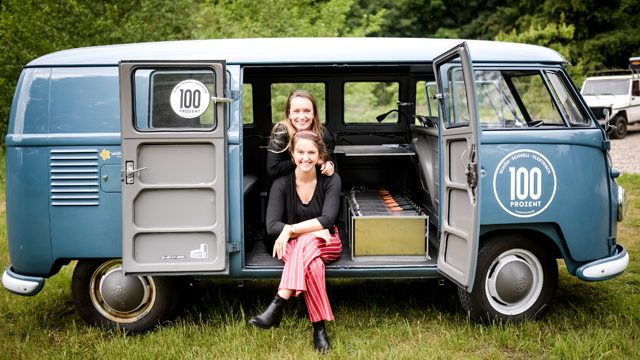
[494,17,575,61]
[0,0,196,142]
[344,0,506,40]
[193,0,384,39]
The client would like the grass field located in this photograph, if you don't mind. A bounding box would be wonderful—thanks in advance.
[0,161,638,359]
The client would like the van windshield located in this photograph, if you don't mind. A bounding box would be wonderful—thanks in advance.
[582,79,630,95]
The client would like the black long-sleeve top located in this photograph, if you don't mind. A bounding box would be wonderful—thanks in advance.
[266,123,335,178]
[266,170,342,237]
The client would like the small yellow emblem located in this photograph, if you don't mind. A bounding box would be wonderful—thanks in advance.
[100,149,111,160]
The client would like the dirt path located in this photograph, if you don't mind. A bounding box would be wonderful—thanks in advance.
[610,124,640,174]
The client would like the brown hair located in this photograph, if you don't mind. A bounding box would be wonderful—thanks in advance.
[285,90,324,136]
[291,131,329,163]
[268,90,325,153]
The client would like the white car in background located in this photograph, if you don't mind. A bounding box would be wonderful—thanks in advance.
[581,60,640,139]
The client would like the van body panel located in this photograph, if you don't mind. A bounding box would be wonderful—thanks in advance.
[6,147,53,276]
[49,145,123,261]
[479,131,610,261]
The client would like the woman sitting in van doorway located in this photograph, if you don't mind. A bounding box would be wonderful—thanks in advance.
[267,89,335,177]
[250,131,342,354]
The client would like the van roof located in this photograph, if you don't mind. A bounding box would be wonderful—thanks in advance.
[26,38,567,67]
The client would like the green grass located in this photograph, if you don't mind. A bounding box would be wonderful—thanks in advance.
[1,162,639,359]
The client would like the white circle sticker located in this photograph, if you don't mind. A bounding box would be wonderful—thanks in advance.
[170,80,211,118]
[493,149,557,218]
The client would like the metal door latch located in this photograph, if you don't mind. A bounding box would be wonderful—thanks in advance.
[464,144,478,189]
[125,161,147,184]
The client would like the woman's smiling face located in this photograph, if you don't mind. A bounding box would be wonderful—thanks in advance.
[288,96,314,131]
[293,138,319,172]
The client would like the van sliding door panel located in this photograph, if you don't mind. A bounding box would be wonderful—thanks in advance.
[133,233,218,264]
[134,189,216,228]
[138,144,216,184]
[119,61,228,275]
[433,42,481,291]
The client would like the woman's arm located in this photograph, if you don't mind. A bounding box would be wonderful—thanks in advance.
[266,149,295,177]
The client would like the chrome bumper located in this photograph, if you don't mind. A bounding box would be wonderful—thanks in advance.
[576,244,629,282]
[2,266,45,296]
[618,184,628,222]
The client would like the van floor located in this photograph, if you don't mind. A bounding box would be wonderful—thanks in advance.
[244,221,438,268]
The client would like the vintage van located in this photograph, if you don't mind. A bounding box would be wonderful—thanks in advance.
[2,38,629,331]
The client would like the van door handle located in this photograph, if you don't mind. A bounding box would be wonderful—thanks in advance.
[125,161,147,184]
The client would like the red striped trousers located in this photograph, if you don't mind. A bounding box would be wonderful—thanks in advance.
[278,227,342,322]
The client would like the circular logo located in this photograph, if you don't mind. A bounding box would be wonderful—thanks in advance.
[169,80,211,118]
[493,149,556,218]
[514,277,527,292]
[113,286,127,302]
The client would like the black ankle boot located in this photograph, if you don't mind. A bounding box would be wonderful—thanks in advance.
[249,294,287,329]
[312,320,331,354]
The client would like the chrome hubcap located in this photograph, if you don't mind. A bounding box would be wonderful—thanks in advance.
[485,249,543,315]
[89,259,156,323]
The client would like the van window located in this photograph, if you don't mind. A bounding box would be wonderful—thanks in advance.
[544,71,589,125]
[270,83,326,123]
[632,80,639,97]
[509,72,565,126]
[475,70,526,129]
[344,81,399,124]
[243,83,253,125]
[133,69,216,130]
[50,67,120,134]
[583,79,630,96]
[442,68,470,128]
[415,81,439,121]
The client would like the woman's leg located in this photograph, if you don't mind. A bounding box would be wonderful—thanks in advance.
[279,231,342,321]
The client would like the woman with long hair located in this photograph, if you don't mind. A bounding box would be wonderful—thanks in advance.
[267,90,335,178]
[250,131,342,353]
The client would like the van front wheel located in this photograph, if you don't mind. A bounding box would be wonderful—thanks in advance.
[71,259,179,332]
[458,234,558,324]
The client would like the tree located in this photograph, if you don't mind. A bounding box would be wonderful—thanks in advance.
[0,0,196,141]
[193,0,384,39]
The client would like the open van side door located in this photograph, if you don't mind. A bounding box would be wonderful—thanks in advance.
[119,61,229,275]
[433,43,481,291]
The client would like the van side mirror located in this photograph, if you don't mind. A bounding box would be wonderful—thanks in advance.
[603,108,617,137]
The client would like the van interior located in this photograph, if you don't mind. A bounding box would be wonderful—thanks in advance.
[241,65,440,268]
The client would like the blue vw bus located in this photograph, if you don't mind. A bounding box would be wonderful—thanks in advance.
[2,38,629,331]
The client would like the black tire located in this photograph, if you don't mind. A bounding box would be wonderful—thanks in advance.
[610,116,627,139]
[458,233,558,324]
[72,259,179,332]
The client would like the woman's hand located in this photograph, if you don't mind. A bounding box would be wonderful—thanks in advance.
[273,229,290,259]
[320,161,334,176]
[310,229,332,245]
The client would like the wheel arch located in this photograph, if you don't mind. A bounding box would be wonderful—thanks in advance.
[615,110,627,120]
[479,223,580,275]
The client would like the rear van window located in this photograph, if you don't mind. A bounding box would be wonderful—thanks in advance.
[344,81,399,124]
[50,67,120,134]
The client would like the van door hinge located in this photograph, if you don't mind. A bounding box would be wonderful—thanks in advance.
[608,237,616,246]
[602,140,611,150]
[228,243,241,253]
